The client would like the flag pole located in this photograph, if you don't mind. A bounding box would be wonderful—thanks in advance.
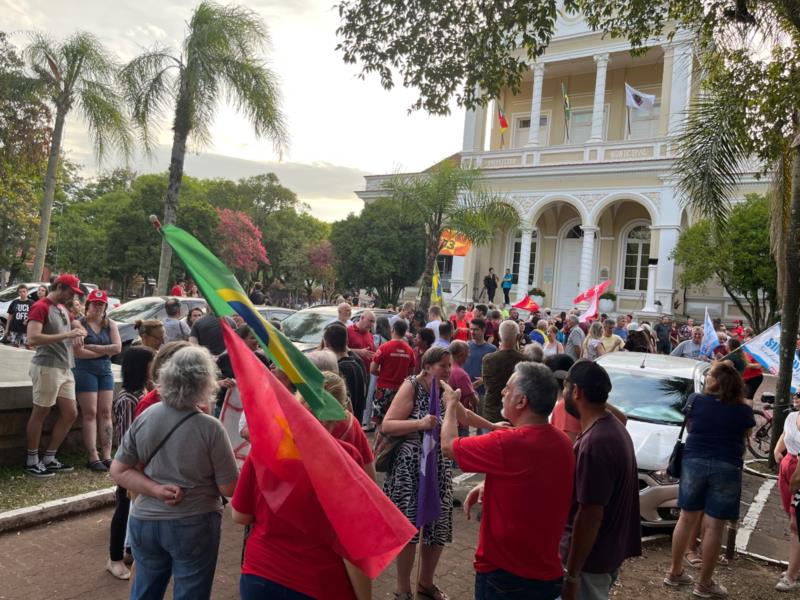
[627,106,631,138]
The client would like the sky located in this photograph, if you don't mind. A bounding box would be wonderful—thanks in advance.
[3,0,464,221]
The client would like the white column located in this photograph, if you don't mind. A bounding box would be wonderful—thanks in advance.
[578,226,598,291]
[526,63,545,147]
[462,103,487,152]
[668,42,693,136]
[516,227,533,299]
[588,53,610,143]
[643,261,659,313]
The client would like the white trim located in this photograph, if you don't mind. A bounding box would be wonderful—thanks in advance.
[504,228,541,288]
[553,218,596,308]
[618,219,653,293]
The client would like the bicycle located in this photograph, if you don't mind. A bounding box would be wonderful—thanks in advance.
[747,393,797,459]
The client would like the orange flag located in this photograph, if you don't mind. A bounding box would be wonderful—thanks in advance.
[223,323,416,578]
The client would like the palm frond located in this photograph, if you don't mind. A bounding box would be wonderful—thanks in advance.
[673,91,750,226]
[76,79,134,162]
[24,33,62,96]
[448,194,520,245]
[119,48,178,152]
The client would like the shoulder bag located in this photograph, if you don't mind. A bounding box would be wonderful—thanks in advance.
[143,410,201,469]
[666,395,696,479]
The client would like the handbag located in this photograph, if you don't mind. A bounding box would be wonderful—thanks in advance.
[373,428,414,473]
[667,395,696,478]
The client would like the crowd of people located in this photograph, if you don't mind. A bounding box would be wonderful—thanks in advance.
[8,274,800,599]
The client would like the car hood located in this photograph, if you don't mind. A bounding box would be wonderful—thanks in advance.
[626,418,682,471]
[116,321,137,344]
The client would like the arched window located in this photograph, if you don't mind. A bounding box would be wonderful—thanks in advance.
[623,225,651,291]
[511,230,538,286]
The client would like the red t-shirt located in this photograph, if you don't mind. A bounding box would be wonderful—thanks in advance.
[484,320,496,344]
[232,456,355,599]
[550,399,581,438]
[448,364,476,408]
[453,425,575,581]
[170,284,184,296]
[347,324,375,372]
[328,414,374,466]
[372,339,415,389]
[134,389,160,419]
[450,316,470,342]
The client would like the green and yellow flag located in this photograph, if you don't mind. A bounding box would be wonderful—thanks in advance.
[159,223,345,421]
[431,262,443,305]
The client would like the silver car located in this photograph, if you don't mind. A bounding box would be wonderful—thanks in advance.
[596,352,709,527]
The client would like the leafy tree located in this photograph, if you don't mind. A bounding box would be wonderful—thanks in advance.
[23,31,132,280]
[330,198,426,306]
[216,207,268,280]
[0,33,50,282]
[306,240,337,303]
[206,172,299,228]
[336,0,800,459]
[120,1,288,294]
[382,162,519,311]
[672,196,777,331]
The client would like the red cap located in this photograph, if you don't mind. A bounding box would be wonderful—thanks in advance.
[86,289,108,304]
[54,274,84,296]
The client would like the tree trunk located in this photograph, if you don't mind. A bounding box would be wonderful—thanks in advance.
[156,122,189,295]
[418,233,438,313]
[771,146,800,463]
[32,107,67,281]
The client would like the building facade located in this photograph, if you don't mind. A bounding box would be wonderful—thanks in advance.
[357,12,766,318]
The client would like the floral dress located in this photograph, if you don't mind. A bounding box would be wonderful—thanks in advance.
[383,375,453,545]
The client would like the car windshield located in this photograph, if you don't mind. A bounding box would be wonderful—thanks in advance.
[107,298,162,323]
[280,312,335,344]
[0,286,23,302]
[605,370,694,425]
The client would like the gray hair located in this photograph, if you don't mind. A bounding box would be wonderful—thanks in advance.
[568,314,580,325]
[307,349,339,374]
[158,346,218,410]
[523,342,544,362]
[588,321,603,339]
[536,319,548,330]
[513,361,559,417]
[499,320,519,344]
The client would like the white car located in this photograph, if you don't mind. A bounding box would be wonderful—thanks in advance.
[596,352,709,527]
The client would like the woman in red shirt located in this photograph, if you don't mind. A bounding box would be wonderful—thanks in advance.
[231,371,373,599]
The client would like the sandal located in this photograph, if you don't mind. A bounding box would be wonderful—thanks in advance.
[417,583,449,600]
[685,551,703,568]
[102,458,113,469]
[87,460,108,472]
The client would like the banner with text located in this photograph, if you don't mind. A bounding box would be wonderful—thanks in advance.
[438,230,472,256]
[741,322,800,393]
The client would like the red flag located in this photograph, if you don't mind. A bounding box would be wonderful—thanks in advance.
[223,323,417,578]
[573,280,612,305]
[498,108,509,133]
[579,292,600,323]
[512,296,539,312]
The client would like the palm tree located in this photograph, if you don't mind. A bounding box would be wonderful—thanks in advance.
[120,1,288,293]
[383,161,520,312]
[674,69,800,465]
[25,32,132,281]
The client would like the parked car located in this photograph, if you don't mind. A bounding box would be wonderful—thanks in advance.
[280,305,393,352]
[0,282,48,338]
[596,352,709,528]
[108,296,208,351]
[256,306,296,324]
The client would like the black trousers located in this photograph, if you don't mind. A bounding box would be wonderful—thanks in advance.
[109,485,130,561]
[487,287,496,303]
[503,288,511,304]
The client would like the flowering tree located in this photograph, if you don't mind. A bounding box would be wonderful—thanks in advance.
[216,208,269,278]
[306,239,336,303]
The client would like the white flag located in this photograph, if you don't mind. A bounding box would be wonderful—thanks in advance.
[741,322,800,393]
[625,83,656,111]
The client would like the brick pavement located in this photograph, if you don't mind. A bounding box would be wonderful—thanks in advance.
[0,503,481,600]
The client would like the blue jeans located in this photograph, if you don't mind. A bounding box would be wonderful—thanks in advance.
[476,570,562,600]
[678,457,743,521]
[129,512,222,600]
[240,574,314,599]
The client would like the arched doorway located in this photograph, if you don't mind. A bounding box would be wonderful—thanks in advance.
[555,223,584,308]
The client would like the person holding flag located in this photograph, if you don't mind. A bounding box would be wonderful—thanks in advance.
[381,347,505,600]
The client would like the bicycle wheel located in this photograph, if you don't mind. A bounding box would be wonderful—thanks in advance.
[747,409,771,459]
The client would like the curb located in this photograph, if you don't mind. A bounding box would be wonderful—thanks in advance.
[0,486,116,534]
[743,459,779,480]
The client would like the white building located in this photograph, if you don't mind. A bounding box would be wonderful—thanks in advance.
[357,12,765,318]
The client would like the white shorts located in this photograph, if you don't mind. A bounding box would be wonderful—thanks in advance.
[30,364,76,407]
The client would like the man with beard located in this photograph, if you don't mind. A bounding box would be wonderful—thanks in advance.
[559,361,641,600]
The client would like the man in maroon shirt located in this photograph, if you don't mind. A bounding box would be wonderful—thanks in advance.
[347,309,376,373]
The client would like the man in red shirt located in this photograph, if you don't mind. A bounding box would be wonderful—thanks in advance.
[449,305,470,342]
[347,309,376,373]
[441,361,575,599]
[170,279,184,296]
[370,320,415,424]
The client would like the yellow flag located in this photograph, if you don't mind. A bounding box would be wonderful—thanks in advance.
[432,262,443,305]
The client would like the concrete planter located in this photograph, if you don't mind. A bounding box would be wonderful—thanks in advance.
[599,298,615,313]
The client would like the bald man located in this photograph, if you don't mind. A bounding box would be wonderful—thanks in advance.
[348,309,376,374]
[337,302,353,326]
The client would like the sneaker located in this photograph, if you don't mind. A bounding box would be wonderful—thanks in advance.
[664,571,694,587]
[693,580,728,598]
[776,576,800,592]
[24,462,54,478]
[87,460,108,472]
[106,558,131,580]
[44,457,74,473]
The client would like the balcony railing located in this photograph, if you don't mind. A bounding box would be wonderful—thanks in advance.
[459,137,673,170]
